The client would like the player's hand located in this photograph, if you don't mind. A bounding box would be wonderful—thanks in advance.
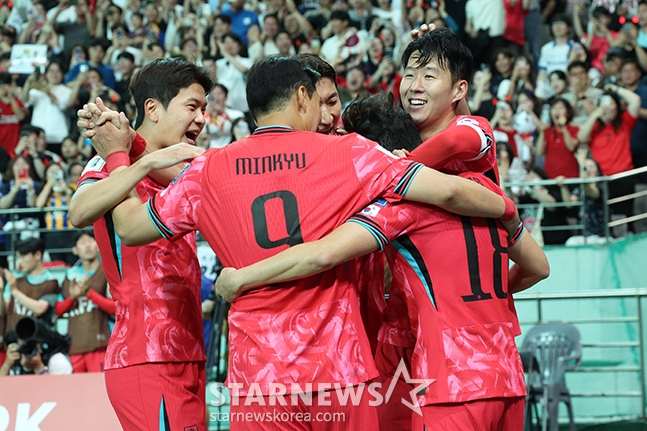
[77,97,117,136]
[410,23,436,40]
[141,143,205,171]
[392,149,410,158]
[215,268,242,303]
[90,110,133,159]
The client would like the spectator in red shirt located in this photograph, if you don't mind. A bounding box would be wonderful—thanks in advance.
[536,97,580,178]
[0,72,29,157]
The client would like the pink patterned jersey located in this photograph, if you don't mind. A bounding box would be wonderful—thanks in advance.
[148,127,423,395]
[409,115,500,184]
[349,174,525,405]
[78,156,204,370]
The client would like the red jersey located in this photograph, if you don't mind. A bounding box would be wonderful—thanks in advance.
[409,115,499,184]
[148,126,423,395]
[349,174,525,405]
[589,111,636,175]
[0,98,29,156]
[78,156,204,370]
[543,125,580,179]
[347,252,387,355]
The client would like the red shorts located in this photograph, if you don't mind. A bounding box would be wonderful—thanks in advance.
[374,341,414,431]
[105,362,206,431]
[70,348,106,373]
[411,397,525,431]
[229,385,379,431]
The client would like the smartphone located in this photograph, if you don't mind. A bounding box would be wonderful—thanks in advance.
[17,167,28,180]
[116,29,125,38]
[79,63,89,73]
[54,170,64,182]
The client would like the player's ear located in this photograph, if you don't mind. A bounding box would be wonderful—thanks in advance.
[144,98,159,123]
[451,79,468,104]
[296,85,309,114]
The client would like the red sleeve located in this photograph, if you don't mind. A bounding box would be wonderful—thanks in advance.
[87,289,116,315]
[55,297,74,316]
[408,123,486,169]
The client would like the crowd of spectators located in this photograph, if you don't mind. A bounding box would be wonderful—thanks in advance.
[0,0,642,256]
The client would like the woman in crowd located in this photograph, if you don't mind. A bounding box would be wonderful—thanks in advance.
[21,61,72,146]
[536,97,580,179]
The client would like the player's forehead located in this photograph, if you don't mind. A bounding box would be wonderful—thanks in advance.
[404,51,446,73]
[171,83,208,106]
[315,78,338,99]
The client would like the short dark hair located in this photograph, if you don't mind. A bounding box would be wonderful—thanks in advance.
[401,27,473,85]
[551,12,572,27]
[117,51,135,63]
[592,6,611,18]
[129,57,215,129]
[16,238,45,256]
[0,71,11,85]
[295,53,336,84]
[73,230,95,246]
[342,92,421,153]
[214,14,232,25]
[246,57,319,121]
[567,60,587,73]
[330,10,350,22]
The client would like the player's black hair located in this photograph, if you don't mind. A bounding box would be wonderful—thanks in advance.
[295,53,337,85]
[129,57,215,129]
[401,27,473,85]
[246,57,320,121]
[342,92,421,153]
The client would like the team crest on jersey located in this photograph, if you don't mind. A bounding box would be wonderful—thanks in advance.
[362,198,387,217]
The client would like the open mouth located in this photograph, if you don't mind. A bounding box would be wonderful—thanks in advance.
[185,131,199,144]
[408,98,427,107]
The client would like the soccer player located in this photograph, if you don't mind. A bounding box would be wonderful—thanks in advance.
[67,58,212,431]
[54,231,113,373]
[214,93,550,431]
[98,57,519,430]
[295,53,343,136]
[400,27,500,184]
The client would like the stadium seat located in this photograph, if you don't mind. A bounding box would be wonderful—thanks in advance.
[520,322,582,431]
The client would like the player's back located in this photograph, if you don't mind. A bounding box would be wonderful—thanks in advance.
[352,174,524,405]
[195,127,419,393]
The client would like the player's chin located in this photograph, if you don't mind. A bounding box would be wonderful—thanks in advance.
[317,125,333,135]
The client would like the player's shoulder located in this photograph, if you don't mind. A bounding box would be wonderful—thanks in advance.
[454,115,492,130]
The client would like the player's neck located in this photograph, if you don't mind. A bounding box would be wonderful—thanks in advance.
[256,111,301,131]
[136,125,164,152]
[419,112,456,141]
